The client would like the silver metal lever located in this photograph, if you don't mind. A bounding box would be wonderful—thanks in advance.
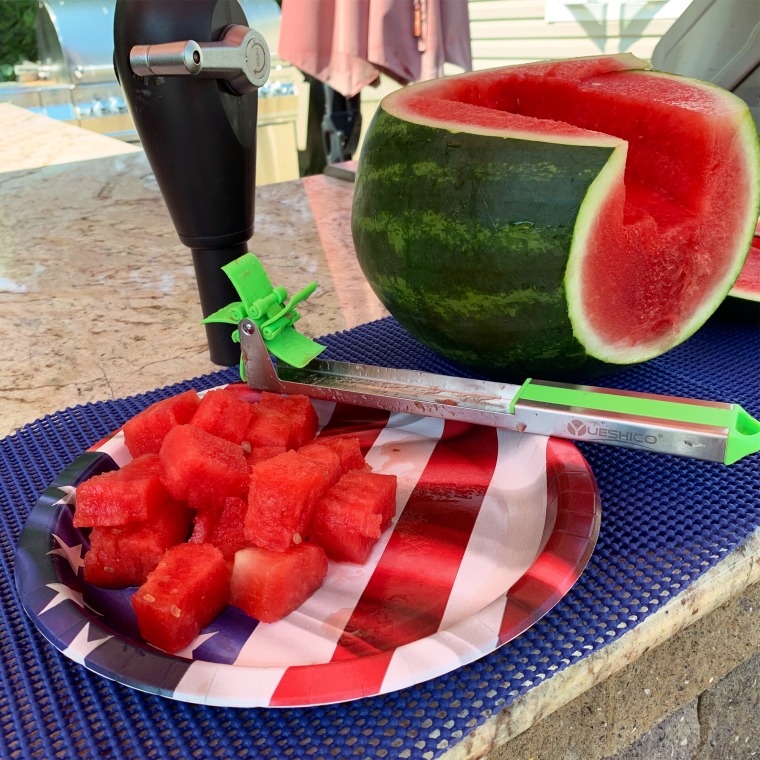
[129,24,270,95]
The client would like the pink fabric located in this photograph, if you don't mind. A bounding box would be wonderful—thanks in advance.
[278,0,472,98]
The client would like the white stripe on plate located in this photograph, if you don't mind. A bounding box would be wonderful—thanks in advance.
[95,430,132,467]
[438,430,549,630]
[231,412,445,667]
[380,593,509,696]
[173,659,289,707]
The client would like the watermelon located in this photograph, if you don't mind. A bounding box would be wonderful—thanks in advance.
[132,542,230,653]
[189,496,252,560]
[73,454,168,528]
[230,543,328,623]
[159,424,249,511]
[352,54,760,379]
[310,470,398,563]
[245,450,331,551]
[83,499,193,588]
[259,392,320,448]
[122,390,200,457]
[244,404,292,450]
[190,387,254,444]
[311,435,368,474]
[729,226,760,302]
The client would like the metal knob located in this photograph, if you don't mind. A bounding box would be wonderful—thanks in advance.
[129,24,270,95]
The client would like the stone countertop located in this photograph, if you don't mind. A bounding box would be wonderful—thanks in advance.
[1,107,758,759]
[0,105,386,439]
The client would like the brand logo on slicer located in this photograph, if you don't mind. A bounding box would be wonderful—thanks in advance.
[567,419,587,437]
[566,419,658,445]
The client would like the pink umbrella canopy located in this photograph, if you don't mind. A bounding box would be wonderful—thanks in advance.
[278,0,473,98]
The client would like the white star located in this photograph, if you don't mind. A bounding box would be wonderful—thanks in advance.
[62,622,112,665]
[54,485,77,506]
[172,630,219,659]
[48,534,85,575]
[39,583,102,616]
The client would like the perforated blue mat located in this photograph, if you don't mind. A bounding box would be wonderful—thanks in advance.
[2,309,758,759]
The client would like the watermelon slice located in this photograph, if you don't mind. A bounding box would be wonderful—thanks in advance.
[244,404,292,451]
[352,54,760,379]
[83,499,193,588]
[259,392,320,448]
[159,424,249,511]
[310,470,398,563]
[230,543,328,623]
[73,454,168,528]
[122,390,200,457]
[245,450,332,551]
[132,542,230,653]
[190,387,254,444]
[189,496,252,560]
[311,435,368,474]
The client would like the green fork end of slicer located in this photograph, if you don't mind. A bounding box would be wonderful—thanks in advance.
[201,252,325,381]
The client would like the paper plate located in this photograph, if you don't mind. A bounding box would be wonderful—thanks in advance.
[16,385,601,708]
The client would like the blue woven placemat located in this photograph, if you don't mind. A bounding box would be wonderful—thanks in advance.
[2,310,758,759]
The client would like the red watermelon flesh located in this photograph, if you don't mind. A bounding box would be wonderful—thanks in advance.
[190,387,254,444]
[312,435,369,474]
[230,543,328,623]
[386,54,759,364]
[159,424,249,511]
[246,450,332,551]
[189,496,252,560]
[297,442,343,487]
[132,542,230,653]
[730,225,760,302]
[73,454,168,528]
[259,392,319,448]
[244,404,292,450]
[248,444,288,464]
[83,499,193,588]
[122,390,200,457]
[310,470,398,564]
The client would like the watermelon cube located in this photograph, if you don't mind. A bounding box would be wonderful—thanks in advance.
[297,442,343,487]
[190,387,254,444]
[189,496,252,559]
[83,499,193,588]
[122,390,200,457]
[312,435,368,474]
[310,470,398,563]
[243,404,292,450]
[132,543,230,653]
[230,543,328,623]
[248,444,288,464]
[260,392,319,448]
[246,450,332,551]
[159,424,249,511]
[73,454,168,528]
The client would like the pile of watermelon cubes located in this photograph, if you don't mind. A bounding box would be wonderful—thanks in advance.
[73,387,397,654]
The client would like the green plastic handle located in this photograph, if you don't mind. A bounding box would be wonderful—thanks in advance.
[513,379,760,465]
[200,252,325,372]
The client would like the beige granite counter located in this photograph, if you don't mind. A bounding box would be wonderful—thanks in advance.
[1,107,758,759]
[0,105,385,439]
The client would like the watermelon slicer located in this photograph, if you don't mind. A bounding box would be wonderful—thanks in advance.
[237,318,760,466]
[201,253,325,378]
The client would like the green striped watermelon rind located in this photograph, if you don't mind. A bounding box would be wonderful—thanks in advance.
[351,55,760,380]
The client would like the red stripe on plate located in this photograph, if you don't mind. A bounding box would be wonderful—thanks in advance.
[332,421,498,658]
[316,402,391,453]
[269,651,395,707]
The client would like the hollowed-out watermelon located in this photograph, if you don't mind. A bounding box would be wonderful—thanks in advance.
[352,54,760,379]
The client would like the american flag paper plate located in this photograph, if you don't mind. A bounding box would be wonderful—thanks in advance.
[15,385,601,708]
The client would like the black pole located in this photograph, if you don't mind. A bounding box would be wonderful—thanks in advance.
[113,0,258,366]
